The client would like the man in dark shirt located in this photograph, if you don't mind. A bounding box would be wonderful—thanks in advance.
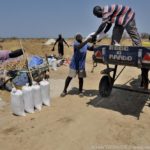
[52,34,69,58]
[60,34,93,97]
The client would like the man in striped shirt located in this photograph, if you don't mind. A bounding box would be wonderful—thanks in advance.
[92,4,149,89]
[92,4,141,45]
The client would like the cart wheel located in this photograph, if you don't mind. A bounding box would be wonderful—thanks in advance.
[99,75,113,97]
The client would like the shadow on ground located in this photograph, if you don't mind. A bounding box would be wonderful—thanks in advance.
[87,89,150,119]
[68,76,150,119]
[68,87,99,97]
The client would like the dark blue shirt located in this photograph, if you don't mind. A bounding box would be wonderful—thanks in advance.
[70,41,89,70]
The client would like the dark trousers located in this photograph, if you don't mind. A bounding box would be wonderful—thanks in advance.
[58,45,64,56]
[111,19,149,88]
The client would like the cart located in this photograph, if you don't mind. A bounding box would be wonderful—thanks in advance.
[93,45,150,97]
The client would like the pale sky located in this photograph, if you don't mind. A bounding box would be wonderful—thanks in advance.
[0,0,149,38]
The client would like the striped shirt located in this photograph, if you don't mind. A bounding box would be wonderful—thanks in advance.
[102,4,135,27]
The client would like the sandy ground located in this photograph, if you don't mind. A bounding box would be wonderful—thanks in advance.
[0,39,150,150]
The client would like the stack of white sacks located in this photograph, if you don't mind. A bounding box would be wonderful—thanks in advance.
[11,79,50,116]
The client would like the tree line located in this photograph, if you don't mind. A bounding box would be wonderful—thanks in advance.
[122,32,150,40]
[140,33,150,40]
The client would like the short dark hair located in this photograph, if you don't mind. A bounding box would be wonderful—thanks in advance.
[75,34,82,40]
[93,6,102,16]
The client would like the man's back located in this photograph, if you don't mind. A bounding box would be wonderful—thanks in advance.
[102,4,135,27]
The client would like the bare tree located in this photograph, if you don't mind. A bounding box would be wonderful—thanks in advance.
[140,33,150,39]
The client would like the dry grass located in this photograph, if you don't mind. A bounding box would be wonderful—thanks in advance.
[0,38,133,57]
[142,41,150,47]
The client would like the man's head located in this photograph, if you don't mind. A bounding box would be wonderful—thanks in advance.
[75,34,83,43]
[93,6,103,18]
[58,34,62,39]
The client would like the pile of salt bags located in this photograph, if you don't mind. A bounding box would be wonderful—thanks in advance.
[11,80,51,116]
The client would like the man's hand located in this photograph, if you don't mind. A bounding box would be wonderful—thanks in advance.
[86,36,93,43]
[85,32,95,42]
[91,34,97,43]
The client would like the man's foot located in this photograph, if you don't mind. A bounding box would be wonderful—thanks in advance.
[139,84,148,90]
[144,84,148,90]
[79,92,84,98]
[60,91,67,97]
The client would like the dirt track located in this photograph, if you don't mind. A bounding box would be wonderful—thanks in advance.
[0,39,150,150]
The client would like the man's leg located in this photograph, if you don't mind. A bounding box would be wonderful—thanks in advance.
[79,77,83,93]
[60,76,72,97]
[126,19,149,89]
[58,46,64,58]
[61,46,64,57]
[63,76,72,93]
[78,69,86,97]
[141,68,149,89]
[61,69,76,97]
[111,24,124,45]
[125,19,142,46]
[78,77,84,97]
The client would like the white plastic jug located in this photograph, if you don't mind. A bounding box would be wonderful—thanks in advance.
[32,82,42,111]
[40,80,50,106]
[22,84,34,113]
[11,88,26,116]
[51,58,57,71]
